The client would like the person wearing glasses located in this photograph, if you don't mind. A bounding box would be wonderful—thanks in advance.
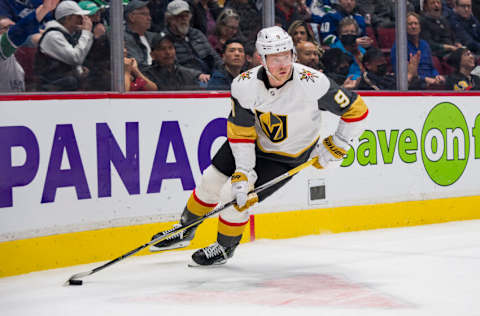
[124,0,155,69]
[208,8,244,55]
[448,0,480,55]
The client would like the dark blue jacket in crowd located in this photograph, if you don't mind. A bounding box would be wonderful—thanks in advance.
[448,13,480,54]
[207,66,234,90]
[0,0,43,21]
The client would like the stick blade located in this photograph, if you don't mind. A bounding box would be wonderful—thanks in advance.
[64,271,91,286]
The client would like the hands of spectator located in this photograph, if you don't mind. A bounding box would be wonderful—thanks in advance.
[425,75,445,87]
[342,75,360,90]
[93,23,106,39]
[80,16,93,32]
[198,73,211,83]
[297,0,312,20]
[434,75,445,84]
[36,0,60,22]
[124,57,135,74]
[425,77,437,86]
[30,29,45,46]
[0,17,14,34]
[356,36,373,48]
[407,51,420,81]
[444,44,459,52]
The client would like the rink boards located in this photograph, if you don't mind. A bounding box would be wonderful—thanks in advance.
[1,92,479,277]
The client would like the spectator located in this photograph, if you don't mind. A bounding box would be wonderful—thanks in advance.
[275,0,311,31]
[124,53,157,91]
[445,47,480,89]
[295,40,322,69]
[319,0,371,47]
[78,1,105,39]
[145,32,210,90]
[224,0,262,42]
[372,0,415,28]
[331,17,366,79]
[391,12,446,88]
[208,8,243,54]
[82,34,110,90]
[124,0,155,69]
[287,19,320,45]
[191,0,222,36]
[358,46,425,90]
[448,0,480,55]
[207,38,246,90]
[164,0,223,74]
[0,0,58,92]
[244,42,262,69]
[321,47,359,88]
[421,0,461,59]
[33,0,94,91]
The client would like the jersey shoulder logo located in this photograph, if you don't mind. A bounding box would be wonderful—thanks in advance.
[299,68,318,82]
[255,109,288,143]
[238,70,252,81]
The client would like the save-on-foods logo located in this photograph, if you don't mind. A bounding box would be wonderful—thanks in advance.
[342,102,480,186]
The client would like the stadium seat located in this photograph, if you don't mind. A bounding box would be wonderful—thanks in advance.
[376,27,396,52]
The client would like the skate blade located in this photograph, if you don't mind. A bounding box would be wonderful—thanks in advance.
[187,259,227,268]
[149,241,190,252]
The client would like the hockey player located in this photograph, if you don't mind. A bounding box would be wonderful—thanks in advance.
[149,26,369,266]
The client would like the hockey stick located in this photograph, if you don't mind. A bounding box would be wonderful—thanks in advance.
[65,157,318,286]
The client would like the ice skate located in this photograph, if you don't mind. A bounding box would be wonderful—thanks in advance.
[189,242,237,267]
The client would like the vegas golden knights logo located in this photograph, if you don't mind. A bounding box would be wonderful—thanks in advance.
[255,110,287,143]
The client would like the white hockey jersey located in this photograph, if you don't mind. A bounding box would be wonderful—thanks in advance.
[227,63,368,164]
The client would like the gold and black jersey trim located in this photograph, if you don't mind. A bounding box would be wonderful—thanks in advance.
[227,121,257,143]
[341,95,369,122]
[318,77,359,116]
[255,136,320,164]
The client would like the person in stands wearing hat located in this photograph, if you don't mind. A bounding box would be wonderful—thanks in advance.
[164,0,223,74]
[445,47,480,90]
[79,1,105,39]
[33,0,94,91]
[144,32,210,90]
[124,0,156,69]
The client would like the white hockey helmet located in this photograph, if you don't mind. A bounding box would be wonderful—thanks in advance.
[255,26,295,62]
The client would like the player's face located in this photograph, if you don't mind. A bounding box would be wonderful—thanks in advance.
[265,51,293,85]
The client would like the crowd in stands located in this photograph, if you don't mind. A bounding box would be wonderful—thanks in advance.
[2,0,480,92]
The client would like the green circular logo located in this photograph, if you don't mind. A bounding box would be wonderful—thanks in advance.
[421,102,469,186]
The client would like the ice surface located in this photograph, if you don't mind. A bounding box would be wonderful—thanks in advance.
[1,220,480,316]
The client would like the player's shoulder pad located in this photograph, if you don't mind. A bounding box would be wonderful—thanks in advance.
[231,66,261,106]
[293,63,330,98]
